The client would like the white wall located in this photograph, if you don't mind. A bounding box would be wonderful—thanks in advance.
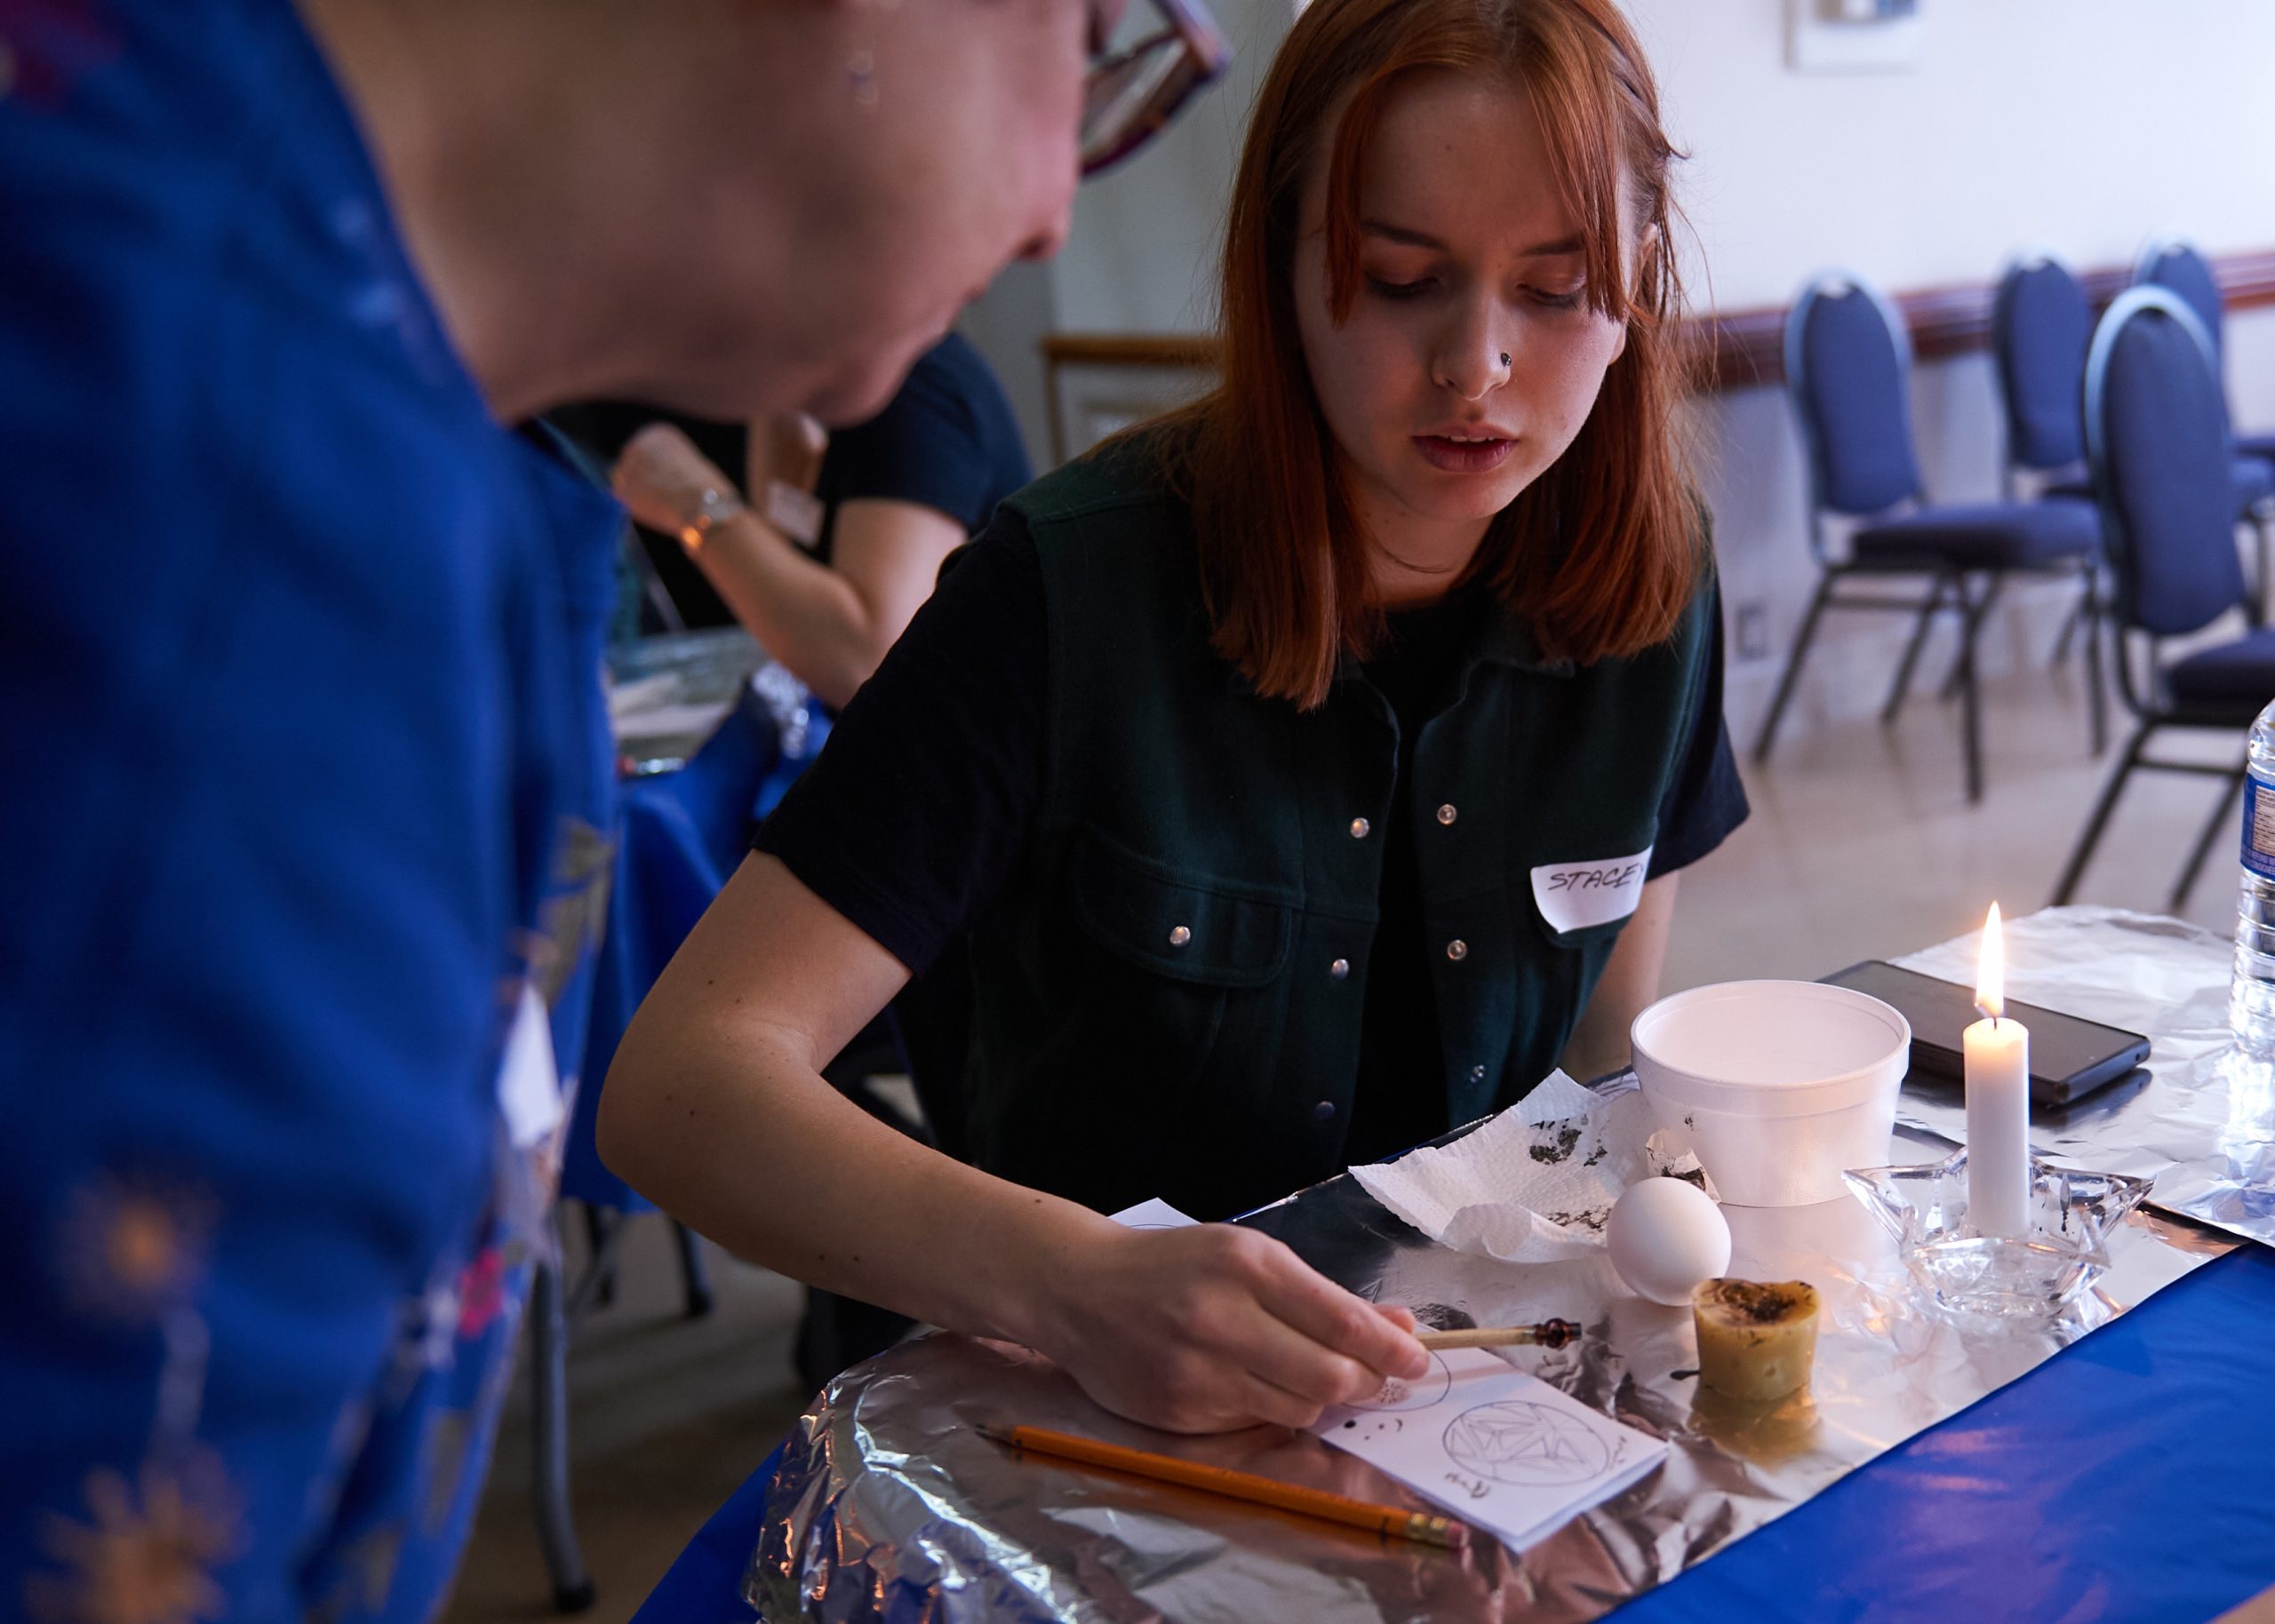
[966,0,2275,742]
[1629,0,2275,311]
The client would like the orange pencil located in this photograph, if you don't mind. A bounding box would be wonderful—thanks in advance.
[977,1422,1469,1549]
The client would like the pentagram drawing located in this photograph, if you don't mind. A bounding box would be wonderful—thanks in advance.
[1442,1400,1612,1487]
[1351,1351,1454,1413]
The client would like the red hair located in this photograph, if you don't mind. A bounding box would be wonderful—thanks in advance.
[1161,0,1697,708]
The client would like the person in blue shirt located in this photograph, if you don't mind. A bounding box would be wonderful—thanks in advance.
[0,1,1224,1619]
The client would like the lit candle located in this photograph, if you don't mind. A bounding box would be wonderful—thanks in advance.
[1963,903,2032,1238]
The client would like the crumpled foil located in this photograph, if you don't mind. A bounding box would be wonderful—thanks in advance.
[1893,904,2275,1246]
[745,908,2251,1623]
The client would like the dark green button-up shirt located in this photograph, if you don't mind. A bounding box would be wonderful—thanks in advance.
[957,439,1720,1220]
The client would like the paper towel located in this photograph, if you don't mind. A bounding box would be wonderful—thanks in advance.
[1350,1072,1704,1263]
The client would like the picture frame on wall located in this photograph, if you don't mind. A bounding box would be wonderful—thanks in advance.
[1788,0,1921,74]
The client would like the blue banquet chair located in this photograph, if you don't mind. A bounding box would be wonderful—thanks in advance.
[2134,238,2275,606]
[2049,288,2275,908]
[2134,238,2275,462]
[1991,251,2095,506]
[1752,271,2102,800]
[1986,251,2108,746]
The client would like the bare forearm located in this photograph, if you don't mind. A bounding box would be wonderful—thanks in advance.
[599,856,1432,1434]
[688,512,882,709]
[603,1013,1113,1345]
[1558,872,1678,1081]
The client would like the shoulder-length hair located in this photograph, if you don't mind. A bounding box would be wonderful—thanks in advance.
[1161,0,1696,709]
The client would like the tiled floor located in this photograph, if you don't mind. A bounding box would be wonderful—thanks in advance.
[444,654,2249,1624]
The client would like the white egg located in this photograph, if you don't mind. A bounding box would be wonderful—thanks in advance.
[1606,1177,1732,1305]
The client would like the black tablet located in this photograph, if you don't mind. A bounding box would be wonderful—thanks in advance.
[1820,959,2151,1110]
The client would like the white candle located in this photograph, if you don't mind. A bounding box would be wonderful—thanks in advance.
[1963,903,2032,1238]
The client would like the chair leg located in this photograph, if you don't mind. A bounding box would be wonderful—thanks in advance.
[2252,509,2272,627]
[1938,572,2003,703]
[672,1221,715,1319]
[531,1252,596,1613]
[2079,562,2109,757]
[1956,576,1985,803]
[1753,574,1836,765]
[579,1202,617,1310]
[2171,768,2247,913]
[1880,577,1947,726]
[2050,721,2154,905]
[2050,596,2086,667]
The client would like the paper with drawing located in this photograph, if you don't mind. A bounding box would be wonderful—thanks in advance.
[1314,1348,1667,1550]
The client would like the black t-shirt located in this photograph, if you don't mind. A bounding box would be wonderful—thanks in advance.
[553,331,1031,626]
[755,516,1752,1150]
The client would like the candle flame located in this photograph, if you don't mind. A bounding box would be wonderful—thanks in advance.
[1976,902,2004,1023]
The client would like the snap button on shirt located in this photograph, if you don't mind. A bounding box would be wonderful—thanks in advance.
[1437,803,1458,826]
[1446,939,1468,961]
[1168,925,1191,947]
[1349,816,1370,839]
[1329,957,1350,981]
[1313,1100,1337,1123]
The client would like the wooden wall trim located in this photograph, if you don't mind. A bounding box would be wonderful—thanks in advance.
[1042,246,2275,401]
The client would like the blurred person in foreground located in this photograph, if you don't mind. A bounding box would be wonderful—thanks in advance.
[604,0,1746,1438]
[0,0,1223,1617]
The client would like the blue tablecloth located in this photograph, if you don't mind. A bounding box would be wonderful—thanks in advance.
[632,1242,2275,1624]
[564,686,821,1212]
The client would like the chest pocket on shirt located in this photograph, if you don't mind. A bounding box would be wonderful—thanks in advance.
[1070,833,1294,987]
[1061,830,1295,1118]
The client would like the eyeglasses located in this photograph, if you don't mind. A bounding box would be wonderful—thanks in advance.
[1080,0,1231,177]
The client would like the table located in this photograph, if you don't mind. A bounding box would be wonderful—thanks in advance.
[564,637,824,1211]
[637,1248,2275,1622]
[632,912,2275,1622]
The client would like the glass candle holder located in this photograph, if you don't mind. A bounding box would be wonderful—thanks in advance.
[1842,1150,2153,1319]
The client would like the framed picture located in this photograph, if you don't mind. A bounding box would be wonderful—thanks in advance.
[1788,0,1921,74]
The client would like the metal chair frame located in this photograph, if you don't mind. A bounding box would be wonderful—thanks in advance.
[529,1206,715,1612]
[2051,288,2265,910]
[1754,272,2103,800]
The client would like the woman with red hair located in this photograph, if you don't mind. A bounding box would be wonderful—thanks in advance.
[605,0,1746,1434]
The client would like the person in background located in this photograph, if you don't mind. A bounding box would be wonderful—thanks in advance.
[0,0,1225,1616]
[562,331,1033,710]
[603,0,1745,1438]
[563,333,1034,1385]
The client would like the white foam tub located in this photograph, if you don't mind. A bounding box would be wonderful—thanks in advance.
[1631,980,1911,1207]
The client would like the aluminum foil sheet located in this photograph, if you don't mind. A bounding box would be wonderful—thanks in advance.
[745,1108,2234,1622]
[1892,904,2275,1246]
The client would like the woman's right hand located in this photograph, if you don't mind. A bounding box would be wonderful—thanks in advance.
[612,420,737,540]
[1023,1219,1430,1435]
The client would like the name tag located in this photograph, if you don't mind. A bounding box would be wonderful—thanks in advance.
[497,983,564,1150]
[1530,848,1653,935]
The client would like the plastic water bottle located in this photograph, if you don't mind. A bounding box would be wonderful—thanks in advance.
[2230,697,2275,1084]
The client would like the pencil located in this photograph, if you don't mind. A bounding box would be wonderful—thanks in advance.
[977,1422,1469,1549]
[1416,1318,1580,1351]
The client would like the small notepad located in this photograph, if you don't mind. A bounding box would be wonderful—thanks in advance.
[1314,1348,1667,1551]
[1108,1197,1200,1230]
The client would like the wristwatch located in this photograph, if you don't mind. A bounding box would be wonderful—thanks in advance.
[678,486,747,553]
